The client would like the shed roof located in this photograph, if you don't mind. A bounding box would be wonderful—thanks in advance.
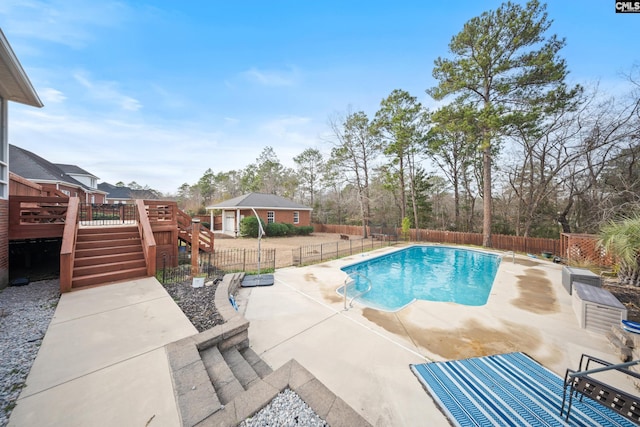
[0,29,42,107]
[207,192,312,211]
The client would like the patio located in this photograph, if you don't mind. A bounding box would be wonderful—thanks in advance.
[239,246,635,426]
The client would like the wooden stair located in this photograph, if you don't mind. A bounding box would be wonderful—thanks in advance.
[177,209,214,253]
[72,226,148,288]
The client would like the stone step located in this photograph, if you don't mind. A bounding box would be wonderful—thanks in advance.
[200,346,244,404]
[611,325,635,348]
[240,347,273,379]
[221,347,261,390]
[606,331,633,362]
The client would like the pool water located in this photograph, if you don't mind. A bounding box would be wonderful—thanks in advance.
[339,246,501,311]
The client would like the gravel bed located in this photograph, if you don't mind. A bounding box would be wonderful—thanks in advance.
[240,388,327,427]
[0,280,60,426]
[162,278,224,332]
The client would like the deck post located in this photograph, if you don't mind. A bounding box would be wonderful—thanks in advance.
[191,218,200,276]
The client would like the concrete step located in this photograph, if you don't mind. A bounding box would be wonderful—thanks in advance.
[240,347,273,379]
[200,346,244,405]
[221,347,261,390]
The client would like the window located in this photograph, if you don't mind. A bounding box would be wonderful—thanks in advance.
[61,190,71,196]
[293,211,299,224]
[267,211,275,223]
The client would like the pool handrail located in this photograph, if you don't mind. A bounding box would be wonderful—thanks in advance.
[502,250,515,263]
[344,272,372,310]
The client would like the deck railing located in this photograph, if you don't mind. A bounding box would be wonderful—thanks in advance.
[60,197,80,293]
[8,196,69,240]
[136,199,157,276]
[79,203,137,225]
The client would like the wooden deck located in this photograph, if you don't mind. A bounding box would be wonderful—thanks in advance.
[9,196,215,291]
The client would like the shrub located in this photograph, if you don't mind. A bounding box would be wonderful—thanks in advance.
[240,216,266,237]
[285,223,296,235]
[266,222,289,237]
[297,225,314,235]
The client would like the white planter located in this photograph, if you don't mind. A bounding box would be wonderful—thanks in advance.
[192,277,205,288]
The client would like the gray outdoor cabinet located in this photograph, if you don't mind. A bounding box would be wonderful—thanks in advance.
[562,266,601,295]
[572,282,626,334]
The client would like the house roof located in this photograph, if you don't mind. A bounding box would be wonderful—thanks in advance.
[207,192,312,211]
[9,144,104,194]
[55,163,98,179]
[0,29,42,107]
[98,182,160,200]
[98,182,132,199]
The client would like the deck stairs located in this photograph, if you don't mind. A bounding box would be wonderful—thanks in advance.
[177,209,214,253]
[71,225,148,289]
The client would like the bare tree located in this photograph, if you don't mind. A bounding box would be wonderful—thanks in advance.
[329,111,379,237]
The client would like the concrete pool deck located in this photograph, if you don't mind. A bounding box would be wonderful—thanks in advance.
[240,245,630,426]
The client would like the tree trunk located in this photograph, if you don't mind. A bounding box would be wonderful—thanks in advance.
[482,146,492,247]
[557,197,574,234]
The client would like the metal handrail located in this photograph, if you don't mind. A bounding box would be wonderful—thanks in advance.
[502,250,515,263]
[343,272,372,310]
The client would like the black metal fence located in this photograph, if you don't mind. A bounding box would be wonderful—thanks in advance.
[156,237,396,285]
[79,203,137,225]
[292,236,398,266]
[156,248,276,284]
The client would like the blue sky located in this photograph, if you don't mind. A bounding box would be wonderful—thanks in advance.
[2,1,638,193]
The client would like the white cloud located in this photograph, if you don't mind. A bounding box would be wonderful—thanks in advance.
[0,0,130,49]
[39,87,66,104]
[73,71,142,112]
[242,66,300,87]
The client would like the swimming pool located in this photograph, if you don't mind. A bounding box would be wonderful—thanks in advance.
[338,245,501,311]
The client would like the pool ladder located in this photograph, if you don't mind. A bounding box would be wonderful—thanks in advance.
[503,251,516,263]
[343,272,372,310]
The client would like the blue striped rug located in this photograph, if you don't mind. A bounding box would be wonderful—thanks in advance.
[410,352,635,427]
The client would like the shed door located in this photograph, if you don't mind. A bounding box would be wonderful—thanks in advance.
[225,213,235,231]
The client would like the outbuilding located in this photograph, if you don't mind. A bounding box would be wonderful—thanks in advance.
[206,192,312,237]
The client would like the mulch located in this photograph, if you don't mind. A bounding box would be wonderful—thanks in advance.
[602,282,640,322]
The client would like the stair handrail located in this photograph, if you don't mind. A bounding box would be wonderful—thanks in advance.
[136,199,157,276]
[60,197,80,293]
[176,208,215,252]
[343,272,372,310]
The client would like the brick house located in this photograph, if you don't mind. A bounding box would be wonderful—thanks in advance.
[0,29,43,288]
[206,192,312,237]
[9,144,107,204]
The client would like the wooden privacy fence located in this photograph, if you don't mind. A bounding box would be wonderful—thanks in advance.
[560,233,612,267]
[315,224,560,256]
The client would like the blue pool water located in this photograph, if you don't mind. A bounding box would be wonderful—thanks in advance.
[339,246,501,311]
